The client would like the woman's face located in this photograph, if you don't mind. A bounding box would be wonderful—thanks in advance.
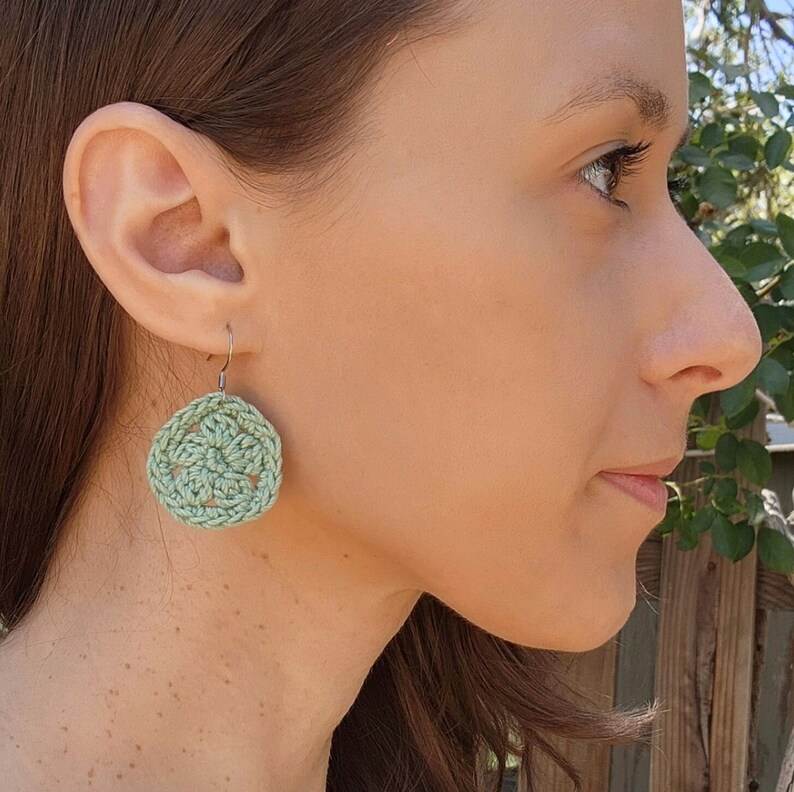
[72,0,762,653]
[230,0,762,650]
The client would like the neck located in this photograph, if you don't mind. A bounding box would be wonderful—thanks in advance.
[0,397,420,791]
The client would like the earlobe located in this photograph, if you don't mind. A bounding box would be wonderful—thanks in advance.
[61,101,250,355]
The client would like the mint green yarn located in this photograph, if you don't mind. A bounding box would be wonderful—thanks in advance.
[146,391,283,530]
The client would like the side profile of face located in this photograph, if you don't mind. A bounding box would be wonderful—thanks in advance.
[63,0,762,654]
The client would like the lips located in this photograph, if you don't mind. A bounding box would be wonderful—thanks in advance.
[596,471,670,512]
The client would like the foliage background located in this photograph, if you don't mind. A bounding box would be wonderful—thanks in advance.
[658,0,794,574]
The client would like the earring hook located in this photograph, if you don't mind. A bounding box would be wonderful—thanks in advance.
[218,323,233,399]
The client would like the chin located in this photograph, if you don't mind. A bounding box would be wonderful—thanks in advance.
[474,587,637,654]
[558,593,637,653]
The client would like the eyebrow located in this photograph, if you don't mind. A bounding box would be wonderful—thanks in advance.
[542,73,693,153]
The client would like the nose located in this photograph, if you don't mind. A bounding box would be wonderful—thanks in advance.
[637,208,763,404]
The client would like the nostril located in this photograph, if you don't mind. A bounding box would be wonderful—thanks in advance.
[674,364,722,383]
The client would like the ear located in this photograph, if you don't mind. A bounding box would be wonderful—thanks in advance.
[62,101,268,357]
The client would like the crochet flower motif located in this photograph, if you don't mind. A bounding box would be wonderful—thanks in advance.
[146,392,282,529]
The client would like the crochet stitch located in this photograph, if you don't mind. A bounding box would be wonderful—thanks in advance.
[146,391,283,529]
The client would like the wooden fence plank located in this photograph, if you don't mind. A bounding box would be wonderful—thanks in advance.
[650,407,766,792]
[610,582,660,792]
[648,502,715,792]
[709,536,758,790]
[757,609,794,790]
[708,409,766,792]
[758,566,794,611]
[519,640,618,792]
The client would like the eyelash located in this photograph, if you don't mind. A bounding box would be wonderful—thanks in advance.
[577,139,687,211]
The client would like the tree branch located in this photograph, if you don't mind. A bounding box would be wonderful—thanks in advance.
[758,0,794,49]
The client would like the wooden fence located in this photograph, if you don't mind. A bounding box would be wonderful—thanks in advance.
[491,404,794,791]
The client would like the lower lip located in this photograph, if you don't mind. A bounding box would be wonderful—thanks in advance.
[597,471,669,513]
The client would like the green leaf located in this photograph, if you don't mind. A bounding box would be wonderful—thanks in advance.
[739,241,787,268]
[739,242,787,283]
[778,84,794,100]
[714,477,738,499]
[752,303,783,342]
[716,255,746,279]
[779,266,794,300]
[765,130,793,169]
[716,151,756,171]
[679,192,700,221]
[719,370,758,417]
[751,90,780,118]
[728,134,761,159]
[699,122,724,149]
[749,218,779,236]
[656,502,682,536]
[676,513,700,550]
[678,145,712,167]
[713,477,743,515]
[743,261,782,283]
[736,439,772,486]
[733,520,757,561]
[757,357,790,395]
[725,224,754,246]
[743,491,766,526]
[689,71,713,104]
[692,393,713,420]
[775,376,794,423]
[757,526,794,573]
[724,395,760,430]
[776,311,794,340]
[722,63,747,82]
[697,425,723,450]
[735,280,760,308]
[699,166,737,209]
[692,506,719,535]
[715,432,739,472]
[777,213,794,258]
[711,516,755,562]
[699,460,716,475]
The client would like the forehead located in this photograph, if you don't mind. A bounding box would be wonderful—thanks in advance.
[397,0,689,128]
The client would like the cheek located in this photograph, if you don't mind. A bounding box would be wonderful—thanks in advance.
[420,456,649,652]
[265,181,638,647]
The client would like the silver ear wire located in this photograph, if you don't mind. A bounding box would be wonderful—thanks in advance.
[218,323,233,401]
[147,319,282,530]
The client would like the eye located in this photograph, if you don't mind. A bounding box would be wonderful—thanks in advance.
[576,139,654,210]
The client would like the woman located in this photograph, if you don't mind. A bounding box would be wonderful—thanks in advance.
[0,0,762,790]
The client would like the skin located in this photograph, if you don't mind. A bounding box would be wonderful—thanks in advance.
[0,0,762,790]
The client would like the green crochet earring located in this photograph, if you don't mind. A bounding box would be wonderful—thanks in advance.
[146,323,283,530]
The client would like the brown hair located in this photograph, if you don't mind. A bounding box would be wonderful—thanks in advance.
[0,3,661,790]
